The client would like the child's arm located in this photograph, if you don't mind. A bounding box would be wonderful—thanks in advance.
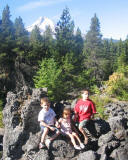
[73,101,80,122]
[90,100,98,119]
[40,121,55,131]
[73,111,79,122]
[55,118,60,128]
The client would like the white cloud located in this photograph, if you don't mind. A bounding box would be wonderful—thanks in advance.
[18,0,72,11]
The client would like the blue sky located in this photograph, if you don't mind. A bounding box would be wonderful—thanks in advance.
[0,0,128,40]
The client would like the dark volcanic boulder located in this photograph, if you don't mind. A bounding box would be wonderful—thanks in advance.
[2,87,75,160]
[2,89,128,160]
[77,150,98,160]
[2,88,47,159]
[51,139,75,158]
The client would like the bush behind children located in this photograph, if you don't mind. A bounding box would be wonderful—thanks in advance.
[38,90,97,150]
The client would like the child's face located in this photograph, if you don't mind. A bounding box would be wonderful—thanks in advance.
[82,91,89,100]
[63,111,70,119]
[41,102,50,111]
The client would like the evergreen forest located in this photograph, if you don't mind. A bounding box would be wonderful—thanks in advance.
[0,5,128,109]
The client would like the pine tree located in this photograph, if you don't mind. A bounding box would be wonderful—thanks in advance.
[117,46,128,74]
[0,17,2,50]
[14,16,28,38]
[102,39,113,79]
[13,16,29,58]
[124,38,128,63]
[55,7,75,57]
[74,27,84,55]
[84,14,104,82]
[117,49,127,68]
[117,39,123,57]
[27,26,44,64]
[109,39,118,71]
[42,26,55,58]
[85,14,102,52]
[103,39,110,58]
[0,5,15,70]
[2,5,14,38]
[0,18,2,33]
[30,25,42,44]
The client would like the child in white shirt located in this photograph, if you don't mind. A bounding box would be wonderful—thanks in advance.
[38,97,59,149]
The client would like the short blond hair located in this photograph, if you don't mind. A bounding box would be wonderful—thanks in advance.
[40,97,50,105]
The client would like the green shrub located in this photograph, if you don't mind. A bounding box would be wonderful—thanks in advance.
[91,95,112,119]
[105,72,128,100]
[33,58,69,102]
[90,85,100,94]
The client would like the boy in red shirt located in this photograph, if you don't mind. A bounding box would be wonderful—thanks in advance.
[74,90,97,144]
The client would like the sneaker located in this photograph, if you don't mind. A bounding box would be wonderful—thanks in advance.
[39,142,45,149]
[45,139,51,148]
[74,145,81,150]
[80,143,85,149]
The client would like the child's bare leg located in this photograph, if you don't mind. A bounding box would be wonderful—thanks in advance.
[45,130,60,149]
[50,131,60,141]
[41,127,49,143]
[68,133,77,146]
[72,132,82,144]
[79,127,88,144]
[68,133,81,150]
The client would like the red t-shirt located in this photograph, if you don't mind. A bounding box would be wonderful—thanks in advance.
[74,99,96,122]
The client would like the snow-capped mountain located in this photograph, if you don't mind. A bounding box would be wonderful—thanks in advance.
[26,17,55,34]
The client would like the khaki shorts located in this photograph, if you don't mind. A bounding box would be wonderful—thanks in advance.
[79,119,88,128]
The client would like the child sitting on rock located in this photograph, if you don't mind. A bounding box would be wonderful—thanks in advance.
[38,97,60,149]
[56,107,85,150]
[74,90,97,145]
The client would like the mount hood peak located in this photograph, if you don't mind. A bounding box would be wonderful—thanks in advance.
[26,16,55,34]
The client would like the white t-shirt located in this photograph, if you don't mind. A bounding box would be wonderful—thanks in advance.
[38,108,56,126]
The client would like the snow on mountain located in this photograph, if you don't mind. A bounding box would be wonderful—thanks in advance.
[26,17,55,34]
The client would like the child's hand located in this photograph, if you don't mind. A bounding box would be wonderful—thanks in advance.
[91,114,94,119]
[55,121,60,128]
[73,114,78,122]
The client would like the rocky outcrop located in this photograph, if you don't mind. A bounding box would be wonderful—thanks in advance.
[0,58,35,101]
[2,87,128,160]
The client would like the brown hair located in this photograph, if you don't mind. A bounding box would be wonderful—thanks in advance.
[81,90,89,94]
[40,97,50,105]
